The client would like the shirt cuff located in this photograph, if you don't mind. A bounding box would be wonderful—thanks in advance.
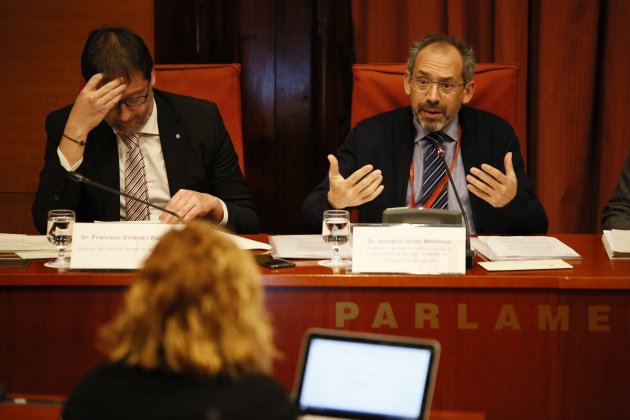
[217,198,228,227]
[57,147,83,172]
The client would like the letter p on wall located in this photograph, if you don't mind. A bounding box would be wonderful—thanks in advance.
[336,302,359,327]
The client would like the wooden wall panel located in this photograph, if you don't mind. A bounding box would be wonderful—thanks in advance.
[0,0,154,233]
[154,0,354,233]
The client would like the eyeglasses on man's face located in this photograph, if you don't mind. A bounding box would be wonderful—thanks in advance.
[410,77,465,95]
[112,82,150,110]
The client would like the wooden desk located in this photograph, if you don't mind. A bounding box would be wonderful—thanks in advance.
[0,394,64,420]
[1,234,628,419]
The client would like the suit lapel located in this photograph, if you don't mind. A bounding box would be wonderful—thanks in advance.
[154,91,187,196]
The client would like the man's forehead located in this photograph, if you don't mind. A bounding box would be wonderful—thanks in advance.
[101,70,145,85]
[413,44,463,78]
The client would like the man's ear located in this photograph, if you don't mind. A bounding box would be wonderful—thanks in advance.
[403,71,412,96]
[462,80,475,104]
[150,69,156,87]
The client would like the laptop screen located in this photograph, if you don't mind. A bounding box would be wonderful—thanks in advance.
[293,329,440,420]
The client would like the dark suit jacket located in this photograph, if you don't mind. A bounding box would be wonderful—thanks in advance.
[302,106,548,234]
[601,152,630,230]
[32,90,259,234]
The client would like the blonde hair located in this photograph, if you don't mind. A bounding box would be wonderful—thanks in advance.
[100,220,276,377]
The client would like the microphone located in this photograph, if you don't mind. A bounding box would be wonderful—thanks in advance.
[426,133,475,269]
[67,172,184,223]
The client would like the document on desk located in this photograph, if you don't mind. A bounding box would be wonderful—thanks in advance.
[0,233,56,252]
[602,229,630,259]
[269,235,352,259]
[471,236,581,261]
[478,259,573,271]
[0,233,60,259]
[222,233,271,250]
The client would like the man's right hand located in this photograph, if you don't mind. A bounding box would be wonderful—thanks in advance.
[60,74,126,165]
[64,74,126,139]
[326,154,384,209]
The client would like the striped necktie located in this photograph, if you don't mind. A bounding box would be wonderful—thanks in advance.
[122,133,150,221]
[419,132,448,209]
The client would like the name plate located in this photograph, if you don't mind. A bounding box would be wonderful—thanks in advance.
[351,225,466,274]
[70,223,179,269]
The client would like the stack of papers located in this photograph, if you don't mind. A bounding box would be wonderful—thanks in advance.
[269,235,352,259]
[0,233,59,259]
[602,230,630,259]
[471,236,581,261]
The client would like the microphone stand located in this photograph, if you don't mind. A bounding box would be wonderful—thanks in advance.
[426,135,475,269]
[67,172,184,223]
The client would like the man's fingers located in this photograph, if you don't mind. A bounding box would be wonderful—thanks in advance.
[326,158,381,209]
[477,164,505,183]
[100,84,126,109]
[466,174,493,195]
[357,184,384,205]
[466,184,489,200]
[84,73,104,89]
[504,152,515,177]
[345,164,376,185]
[468,167,497,188]
[352,169,382,196]
[369,184,385,201]
[327,154,340,178]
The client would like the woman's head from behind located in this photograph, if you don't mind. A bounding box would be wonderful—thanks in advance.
[101,220,275,377]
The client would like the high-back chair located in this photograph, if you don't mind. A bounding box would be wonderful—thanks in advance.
[350,63,524,159]
[154,64,245,174]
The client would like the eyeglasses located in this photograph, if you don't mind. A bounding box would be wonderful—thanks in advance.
[113,83,150,110]
[410,77,465,95]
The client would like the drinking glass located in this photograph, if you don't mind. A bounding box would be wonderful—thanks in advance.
[44,209,75,269]
[319,209,351,267]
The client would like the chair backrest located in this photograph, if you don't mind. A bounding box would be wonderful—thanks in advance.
[351,63,524,158]
[154,64,245,173]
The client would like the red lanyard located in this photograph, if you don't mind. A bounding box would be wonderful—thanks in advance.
[409,126,462,208]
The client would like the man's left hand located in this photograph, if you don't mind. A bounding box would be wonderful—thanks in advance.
[466,152,517,208]
[160,189,224,224]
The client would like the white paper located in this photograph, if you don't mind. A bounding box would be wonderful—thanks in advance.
[471,236,580,261]
[220,232,271,250]
[0,234,58,252]
[478,259,573,271]
[609,229,630,253]
[352,225,466,274]
[269,235,352,259]
[16,251,66,260]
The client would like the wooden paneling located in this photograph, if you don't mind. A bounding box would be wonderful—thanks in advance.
[0,194,38,234]
[154,0,355,233]
[0,0,154,233]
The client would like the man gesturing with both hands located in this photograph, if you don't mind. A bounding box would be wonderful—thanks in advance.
[303,34,547,234]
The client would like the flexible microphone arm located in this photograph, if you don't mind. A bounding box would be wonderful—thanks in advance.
[67,172,184,223]
[426,134,475,268]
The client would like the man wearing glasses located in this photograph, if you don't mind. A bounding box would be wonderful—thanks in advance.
[32,27,258,233]
[302,34,547,234]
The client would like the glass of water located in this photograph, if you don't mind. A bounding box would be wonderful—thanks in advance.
[44,209,75,269]
[319,209,351,267]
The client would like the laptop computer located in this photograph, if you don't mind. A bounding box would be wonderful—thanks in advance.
[293,329,440,420]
